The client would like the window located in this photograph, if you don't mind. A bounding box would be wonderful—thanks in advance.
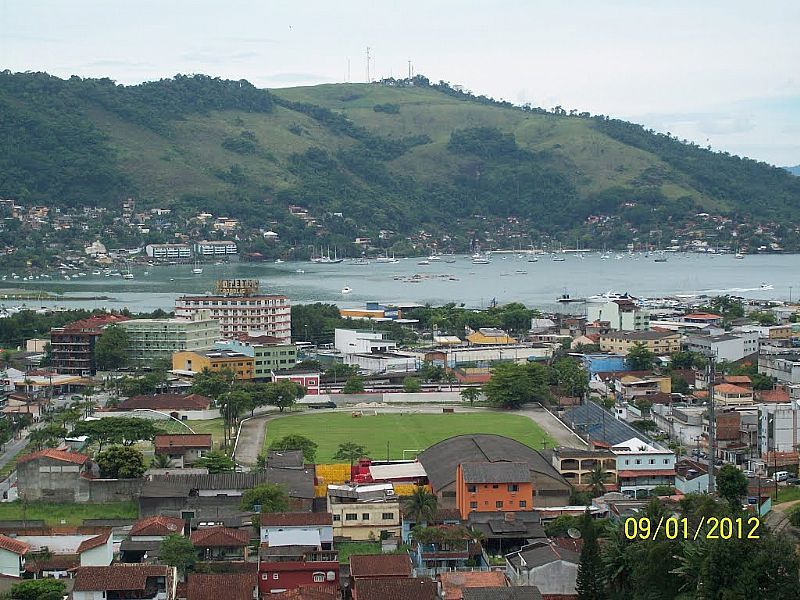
[381,513,394,520]
[261,574,269,580]
[625,459,630,465]
[492,484,499,489]
[519,500,527,508]
[273,574,279,580]
[362,513,370,521]
[649,459,655,465]
[635,459,641,465]
[470,501,478,509]
[332,515,341,522]
[313,573,325,583]
[663,459,669,464]
[495,501,504,509]
[467,485,476,493]
[345,514,358,521]
[508,484,519,492]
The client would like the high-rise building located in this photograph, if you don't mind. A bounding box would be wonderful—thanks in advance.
[50,314,130,375]
[118,312,220,365]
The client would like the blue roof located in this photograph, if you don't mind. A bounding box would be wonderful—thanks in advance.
[561,402,655,447]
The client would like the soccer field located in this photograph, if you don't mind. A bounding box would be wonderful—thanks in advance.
[263,411,550,462]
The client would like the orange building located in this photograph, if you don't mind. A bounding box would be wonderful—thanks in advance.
[172,349,254,381]
[455,462,533,520]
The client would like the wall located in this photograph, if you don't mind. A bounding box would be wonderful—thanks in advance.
[0,548,21,577]
[17,458,83,502]
[456,465,533,519]
[101,409,221,420]
[80,536,113,567]
[259,561,339,595]
[329,501,400,541]
[76,478,144,503]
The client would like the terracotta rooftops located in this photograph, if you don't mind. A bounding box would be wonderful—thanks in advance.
[185,573,258,600]
[17,448,89,466]
[714,384,752,394]
[259,512,332,527]
[72,565,171,592]
[190,526,249,547]
[76,529,111,553]
[154,434,213,452]
[355,577,438,600]
[0,535,30,555]
[116,393,212,411]
[130,516,186,537]
[349,553,412,578]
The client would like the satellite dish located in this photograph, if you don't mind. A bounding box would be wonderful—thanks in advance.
[567,528,582,539]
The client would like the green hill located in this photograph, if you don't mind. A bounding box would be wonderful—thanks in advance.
[1,71,799,252]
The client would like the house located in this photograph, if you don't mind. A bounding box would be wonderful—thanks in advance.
[611,437,676,498]
[600,330,681,356]
[258,547,339,596]
[0,535,28,577]
[550,447,618,491]
[713,383,754,406]
[16,449,91,502]
[440,571,509,600]
[113,393,213,413]
[466,511,545,555]
[685,332,759,363]
[172,349,254,381]
[682,313,723,327]
[72,565,177,600]
[417,435,571,509]
[259,512,333,549]
[353,577,438,600]
[272,368,321,395]
[182,573,259,600]
[463,588,543,600]
[326,484,401,541]
[505,540,579,598]
[616,374,671,401]
[121,516,187,563]
[8,528,114,576]
[191,526,250,561]
[155,434,213,467]
[410,525,476,573]
[456,462,533,519]
[349,553,412,581]
[466,328,517,345]
[215,334,298,377]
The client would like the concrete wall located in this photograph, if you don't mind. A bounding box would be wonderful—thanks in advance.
[76,478,144,503]
[102,409,221,420]
[0,548,21,577]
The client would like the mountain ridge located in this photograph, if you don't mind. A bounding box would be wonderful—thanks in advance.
[1,71,799,253]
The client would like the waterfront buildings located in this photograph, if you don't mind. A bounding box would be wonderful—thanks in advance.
[119,312,220,365]
[175,279,291,341]
[586,299,650,331]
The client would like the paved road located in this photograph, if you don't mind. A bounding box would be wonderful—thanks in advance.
[233,403,588,466]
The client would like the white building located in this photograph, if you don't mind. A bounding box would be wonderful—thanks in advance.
[611,437,676,497]
[145,243,192,261]
[587,299,650,331]
[759,352,800,385]
[344,352,418,374]
[259,512,334,549]
[176,291,291,341]
[195,240,238,257]
[759,402,800,455]
[685,332,759,363]
[334,329,397,355]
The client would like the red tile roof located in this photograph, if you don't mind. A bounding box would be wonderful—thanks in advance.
[154,434,213,452]
[17,448,89,466]
[72,565,171,591]
[24,554,79,573]
[130,515,186,537]
[76,529,111,553]
[185,573,258,600]
[349,553,412,579]
[355,577,438,600]
[724,375,752,384]
[758,388,791,403]
[0,535,30,555]
[440,571,508,600]
[116,393,212,411]
[272,584,340,600]
[617,469,676,478]
[683,313,722,320]
[259,512,332,527]
[60,314,130,333]
[715,384,752,395]
[190,526,249,548]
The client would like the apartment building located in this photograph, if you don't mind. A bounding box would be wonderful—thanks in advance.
[685,331,760,363]
[194,240,238,258]
[326,484,401,541]
[50,314,130,375]
[119,312,220,365]
[587,299,650,331]
[172,348,254,380]
[145,243,192,261]
[611,437,676,497]
[599,330,681,356]
[214,334,297,378]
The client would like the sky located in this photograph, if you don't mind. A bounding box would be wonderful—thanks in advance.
[2,0,799,166]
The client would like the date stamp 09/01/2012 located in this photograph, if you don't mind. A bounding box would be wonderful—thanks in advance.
[623,517,761,541]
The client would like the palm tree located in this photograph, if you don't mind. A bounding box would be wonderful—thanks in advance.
[152,454,174,469]
[460,387,481,406]
[403,486,438,525]
[587,464,607,498]
[601,520,632,595]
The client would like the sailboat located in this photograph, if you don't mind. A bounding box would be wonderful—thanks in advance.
[192,258,203,275]
[315,247,344,264]
[376,250,399,264]
[122,264,134,279]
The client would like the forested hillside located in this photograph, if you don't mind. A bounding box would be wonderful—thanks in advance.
[1,71,799,251]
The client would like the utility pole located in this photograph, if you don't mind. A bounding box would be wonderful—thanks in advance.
[707,355,717,494]
[408,59,412,79]
[366,47,371,83]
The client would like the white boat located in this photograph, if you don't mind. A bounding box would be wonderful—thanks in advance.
[586,291,630,303]
[552,255,566,262]
[760,283,773,290]
[376,251,399,263]
[735,252,745,259]
[275,259,284,264]
[417,259,431,265]
[351,258,369,265]
[428,254,442,262]
[341,287,352,294]
[123,272,134,280]
[192,267,203,274]
[527,256,539,263]
[92,270,101,275]
[295,269,305,273]
[471,252,490,264]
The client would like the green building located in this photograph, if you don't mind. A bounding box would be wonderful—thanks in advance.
[214,334,297,378]
[119,312,220,365]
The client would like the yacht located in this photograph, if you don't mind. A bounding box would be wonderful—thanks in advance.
[351,258,369,265]
[123,272,134,280]
[735,252,745,259]
[192,260,203,275]
[275,259,284,264]
[295,269,305,274]
[527,255,539,263]
[552,254,566,262]
[341,286,352,294]
[376,251,399,264]
[428,254,442,262]
[557,293,585,304]
[417,259,431,265]
[760,283,773,290]
[471,253,491,264]
[586,291,631,303]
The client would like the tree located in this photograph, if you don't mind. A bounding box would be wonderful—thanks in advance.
[717,464,748,507]
[269,380,305,412]
[0,349,12,369]
[195,450,235,473]
[159,534,195,578]
[333,441,367,471]
[190,368,234,399]
[460,386,481,405]
[587,464,607,498]
[71,417,163,450]
[152,453,174,469]
[751,372,774,391]
[9,579,66,600]
[94,324,129,371]
[626,342,655,371]
[240,483,289,513]
[324,363,360,381]
[419,361,444,382]
[403,377,422,393]
[575,512,606,600]
[96,445,146,479]
[27,423,64,450]
[553,358,589,398]
[342,375,365,394]
[670,374,690,395]
[482,362,551,409]
[403,486,438,524]
[218,389,249,448]
[268,434,318,463]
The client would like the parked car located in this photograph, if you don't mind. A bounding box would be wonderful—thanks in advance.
[785,477,800,486]
[774,471,790,482]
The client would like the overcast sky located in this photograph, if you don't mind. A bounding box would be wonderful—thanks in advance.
[2,0,798,166]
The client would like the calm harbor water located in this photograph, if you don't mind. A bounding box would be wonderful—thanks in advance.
[7,253,800,313]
